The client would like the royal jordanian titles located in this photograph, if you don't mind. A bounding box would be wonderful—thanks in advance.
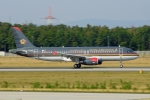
[9,27,139,68]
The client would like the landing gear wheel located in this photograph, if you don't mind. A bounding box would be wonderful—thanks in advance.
[120,65,123,68]
[77,64,81,68]
[74,64,78,68]
[74,64,81,68]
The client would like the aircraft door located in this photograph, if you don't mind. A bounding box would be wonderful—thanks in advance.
[33,49,38,57]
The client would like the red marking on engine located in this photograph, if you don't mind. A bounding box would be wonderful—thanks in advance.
[90,58,98,62]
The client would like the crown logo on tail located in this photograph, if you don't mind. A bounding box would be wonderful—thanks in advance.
[20,39,27,44]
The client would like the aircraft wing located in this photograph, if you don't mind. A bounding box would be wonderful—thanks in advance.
[61,54,86,62]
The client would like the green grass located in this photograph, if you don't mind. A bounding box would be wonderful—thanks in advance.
[0,71,150,93]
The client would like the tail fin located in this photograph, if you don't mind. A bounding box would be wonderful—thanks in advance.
[11,27,35,48]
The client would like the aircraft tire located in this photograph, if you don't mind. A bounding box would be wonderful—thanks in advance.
[120,65,123,68]
[74,64,81,68]
[74,64,78,68]
[77,64,81,68]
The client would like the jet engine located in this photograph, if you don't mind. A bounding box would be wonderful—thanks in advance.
[79,57,102,65]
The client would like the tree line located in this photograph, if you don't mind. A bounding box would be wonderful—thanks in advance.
[0,22,150,52]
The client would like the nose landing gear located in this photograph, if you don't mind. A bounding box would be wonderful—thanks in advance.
[120,64,123,68]
[120,60,123,68]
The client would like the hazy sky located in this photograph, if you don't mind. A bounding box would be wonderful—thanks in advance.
[1,0,150,25]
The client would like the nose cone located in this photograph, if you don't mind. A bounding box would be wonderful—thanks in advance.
[133,51,139,59]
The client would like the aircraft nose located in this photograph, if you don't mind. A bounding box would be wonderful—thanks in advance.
[136,53,139,57]
[134,51,139,58]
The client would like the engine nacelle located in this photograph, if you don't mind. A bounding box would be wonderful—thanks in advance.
[79,57,102,65]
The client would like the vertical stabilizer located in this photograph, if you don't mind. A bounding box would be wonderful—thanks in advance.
[12,27,35,48]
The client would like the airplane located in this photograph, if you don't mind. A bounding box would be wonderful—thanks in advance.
[9,27,139,68]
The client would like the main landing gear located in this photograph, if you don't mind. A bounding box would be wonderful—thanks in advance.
[74,64,81,68]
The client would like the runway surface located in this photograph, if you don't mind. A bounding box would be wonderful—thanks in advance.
[0,92,150,100]
[0,68,150,72]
